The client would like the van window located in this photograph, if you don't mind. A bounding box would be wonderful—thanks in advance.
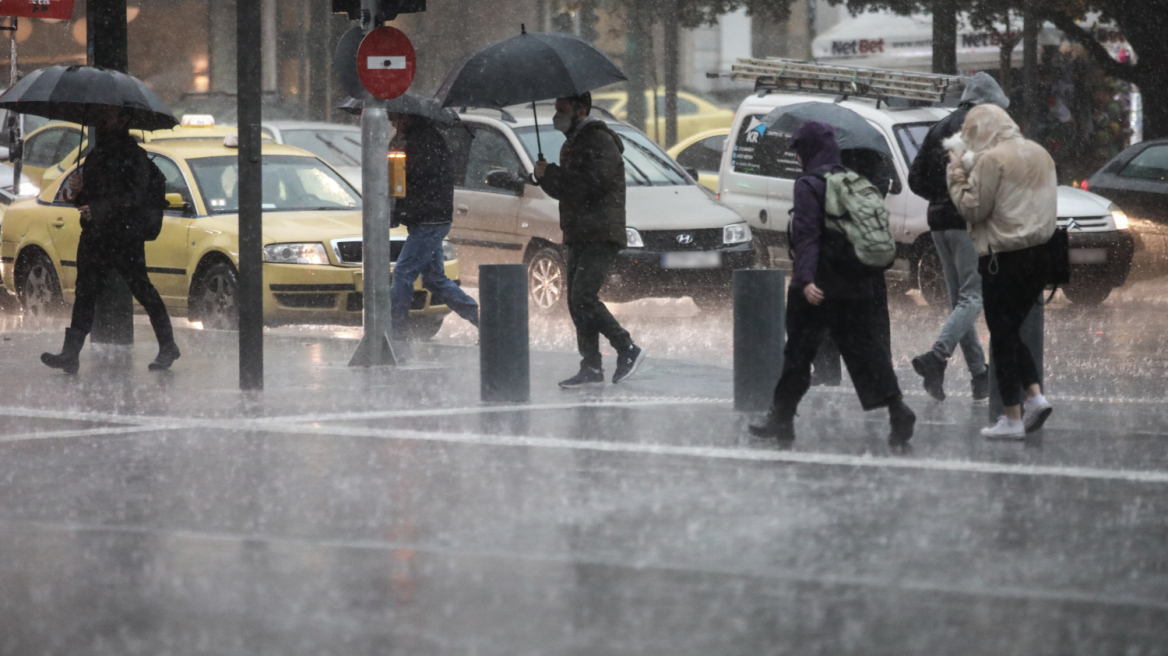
[731,115,801,179]
[1120,145,1168,181]
[894,122,933,165]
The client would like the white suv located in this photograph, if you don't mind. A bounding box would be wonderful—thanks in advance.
[719,90,1133,305]
[446,107,753,311]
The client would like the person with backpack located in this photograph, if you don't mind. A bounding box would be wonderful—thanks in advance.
[750,120,915,442]
[946,104,1056,439]
[40,107,179,375]
[907,72,1010,402]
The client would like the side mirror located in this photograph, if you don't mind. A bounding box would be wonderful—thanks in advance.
[485,169,526,194]
[165,192,189,212]
[684,167,700,181]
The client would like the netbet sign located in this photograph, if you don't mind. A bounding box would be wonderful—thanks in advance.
[831,39,885,56]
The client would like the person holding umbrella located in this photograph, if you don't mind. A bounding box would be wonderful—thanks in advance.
[387,110,480,339]
[40,105,178,374]
[531,93,645,387]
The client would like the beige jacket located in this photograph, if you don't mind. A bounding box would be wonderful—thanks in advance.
[946,104,1057,256]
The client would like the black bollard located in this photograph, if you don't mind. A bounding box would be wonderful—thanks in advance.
[480,264,530,403]
[988,297,1044,420]
[734,269,786,412]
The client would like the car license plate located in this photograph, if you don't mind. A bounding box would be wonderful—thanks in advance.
[661,251,721,269]
[1069,248,1107,265]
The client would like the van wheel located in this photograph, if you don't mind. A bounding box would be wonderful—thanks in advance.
[1062,284,1111,306]
[191,262,239,330]
[17,251,64,318]
[917,246,949,307]
[527,247,566,313]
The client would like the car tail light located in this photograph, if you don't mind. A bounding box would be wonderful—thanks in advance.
[1080,179,1090,192]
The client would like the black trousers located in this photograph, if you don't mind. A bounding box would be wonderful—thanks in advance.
[71,234,174,345]
[566,241,632,370]
[772,291,903,415]
[979,244,1049,407]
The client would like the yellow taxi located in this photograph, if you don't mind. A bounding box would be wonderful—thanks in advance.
[1,137,457,336]
[591,88,734,146]
[666,127,730,192]
[13,117,266,186]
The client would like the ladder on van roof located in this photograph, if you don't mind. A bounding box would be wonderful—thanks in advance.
[712,58,965,104]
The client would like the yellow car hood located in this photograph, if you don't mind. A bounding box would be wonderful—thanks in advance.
[202,209,409,246]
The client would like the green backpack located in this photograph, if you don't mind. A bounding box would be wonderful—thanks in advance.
[818,170,896,272]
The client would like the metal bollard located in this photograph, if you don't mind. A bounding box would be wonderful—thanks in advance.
[734,269,786,412]
[988,297,1044,420]
[480,264,530,403]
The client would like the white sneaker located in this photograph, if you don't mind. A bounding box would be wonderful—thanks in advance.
[1022,394,1053,433]
[981,415,1025,440]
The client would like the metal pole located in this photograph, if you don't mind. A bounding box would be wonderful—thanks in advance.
[349,0,397,367]
[1022,0,1040,137]
[989,298,1043,420]
[88,0,134,346]
[238,0,264,390]
[479,264,529,403]
[734,269,785,412]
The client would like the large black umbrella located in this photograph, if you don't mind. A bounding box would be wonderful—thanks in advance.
[0,65,178,131]
[336,93,459,125]
[760,102,892,158]
[434,25,626,158]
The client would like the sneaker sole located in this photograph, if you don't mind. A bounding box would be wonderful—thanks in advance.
[612,348,647,384]
[559,381,605,389]
[1024,406,1053,433]
[982,429,1026,441]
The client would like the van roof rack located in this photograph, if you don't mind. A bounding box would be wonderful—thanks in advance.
[710,58,966,104]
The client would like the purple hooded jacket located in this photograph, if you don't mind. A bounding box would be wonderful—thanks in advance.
[788,120,879,300]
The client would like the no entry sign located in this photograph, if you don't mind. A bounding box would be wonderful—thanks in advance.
[357,26,416,100]
[0,0,75,19]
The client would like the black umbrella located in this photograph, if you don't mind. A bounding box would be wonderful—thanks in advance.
[434,25,626,159]
[0,65,178,131]
[336,93,459,125]
[760,102,892,159]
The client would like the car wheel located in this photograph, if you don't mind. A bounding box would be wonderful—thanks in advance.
[1062,284,1112,306]
[409,314,445,341]
[528,247,566,313]
[18,252,64,318]
[192,262,239,330]
[917,246,949,307]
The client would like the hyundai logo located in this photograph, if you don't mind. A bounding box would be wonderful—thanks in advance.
[676,233,693,245]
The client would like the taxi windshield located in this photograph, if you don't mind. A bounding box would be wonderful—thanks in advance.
[187,155,361,213]
[280,129,362,168]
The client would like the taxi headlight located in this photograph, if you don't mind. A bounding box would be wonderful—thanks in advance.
[1108,203,1130,230]
[626,227,644,248]
[263,242,329,265]
[723,222,752,244]
[442,240,456,261]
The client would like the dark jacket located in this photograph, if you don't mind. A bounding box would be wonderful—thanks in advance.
[74,130,162,244]
[789,120,880,301]
[908,71,1011,232]
[539,118,627,247]
[392,119,455,227]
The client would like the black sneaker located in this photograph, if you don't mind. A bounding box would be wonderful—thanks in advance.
[911,351,947,401]
[612,344,646,384]
[971,371,990,401]
[888,399,917,442]
[148,342,181,371]
[559,366,605,389]
[748,413,795,440]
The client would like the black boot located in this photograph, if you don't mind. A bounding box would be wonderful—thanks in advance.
[888,398,916,442]
[41,328,86,375]
[149,341,181,371]
[911,351,947,401]
[749,408,796,440]
[971,371,990,401]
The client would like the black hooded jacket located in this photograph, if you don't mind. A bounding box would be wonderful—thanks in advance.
[74,129,165,245]
[392,119,455,227]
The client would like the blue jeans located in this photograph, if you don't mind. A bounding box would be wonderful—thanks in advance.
[391,223,479,327]
[931,229,987,376]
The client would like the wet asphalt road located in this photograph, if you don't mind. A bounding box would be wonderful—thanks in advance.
[0,282,1166,655]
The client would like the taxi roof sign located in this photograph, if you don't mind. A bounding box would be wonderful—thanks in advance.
[180,114,216,128]
[0,0,75,20]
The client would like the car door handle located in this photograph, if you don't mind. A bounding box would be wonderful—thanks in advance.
[456,204,469,215]
[52,218,65,227]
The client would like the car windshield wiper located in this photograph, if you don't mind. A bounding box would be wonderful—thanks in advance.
[314,135,361,167]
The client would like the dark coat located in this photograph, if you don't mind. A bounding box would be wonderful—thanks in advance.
[789,120,880,301]
[539,118,627,247]
[392,119,455,227]
[907,104,971,232]
[74,130,163,246]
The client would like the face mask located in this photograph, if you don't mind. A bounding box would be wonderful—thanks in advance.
[552,111,574,133]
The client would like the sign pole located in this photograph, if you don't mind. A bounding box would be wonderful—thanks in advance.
[237,0,264,390]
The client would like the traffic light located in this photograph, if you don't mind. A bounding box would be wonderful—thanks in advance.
[332,0,426,21]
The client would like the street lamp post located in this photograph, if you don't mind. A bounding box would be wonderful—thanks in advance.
[237,0,264,390]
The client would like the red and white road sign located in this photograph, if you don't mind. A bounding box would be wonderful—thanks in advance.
[357,26,416,100]
[0,0,75,19]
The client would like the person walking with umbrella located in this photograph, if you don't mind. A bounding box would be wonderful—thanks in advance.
[388,109,480,339]
[748,120,915,442]
[534,93,645,387]
[40,105,178,373]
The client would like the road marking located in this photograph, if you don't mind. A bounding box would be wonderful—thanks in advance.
[268,398,732,424]
[0,425,173,443]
